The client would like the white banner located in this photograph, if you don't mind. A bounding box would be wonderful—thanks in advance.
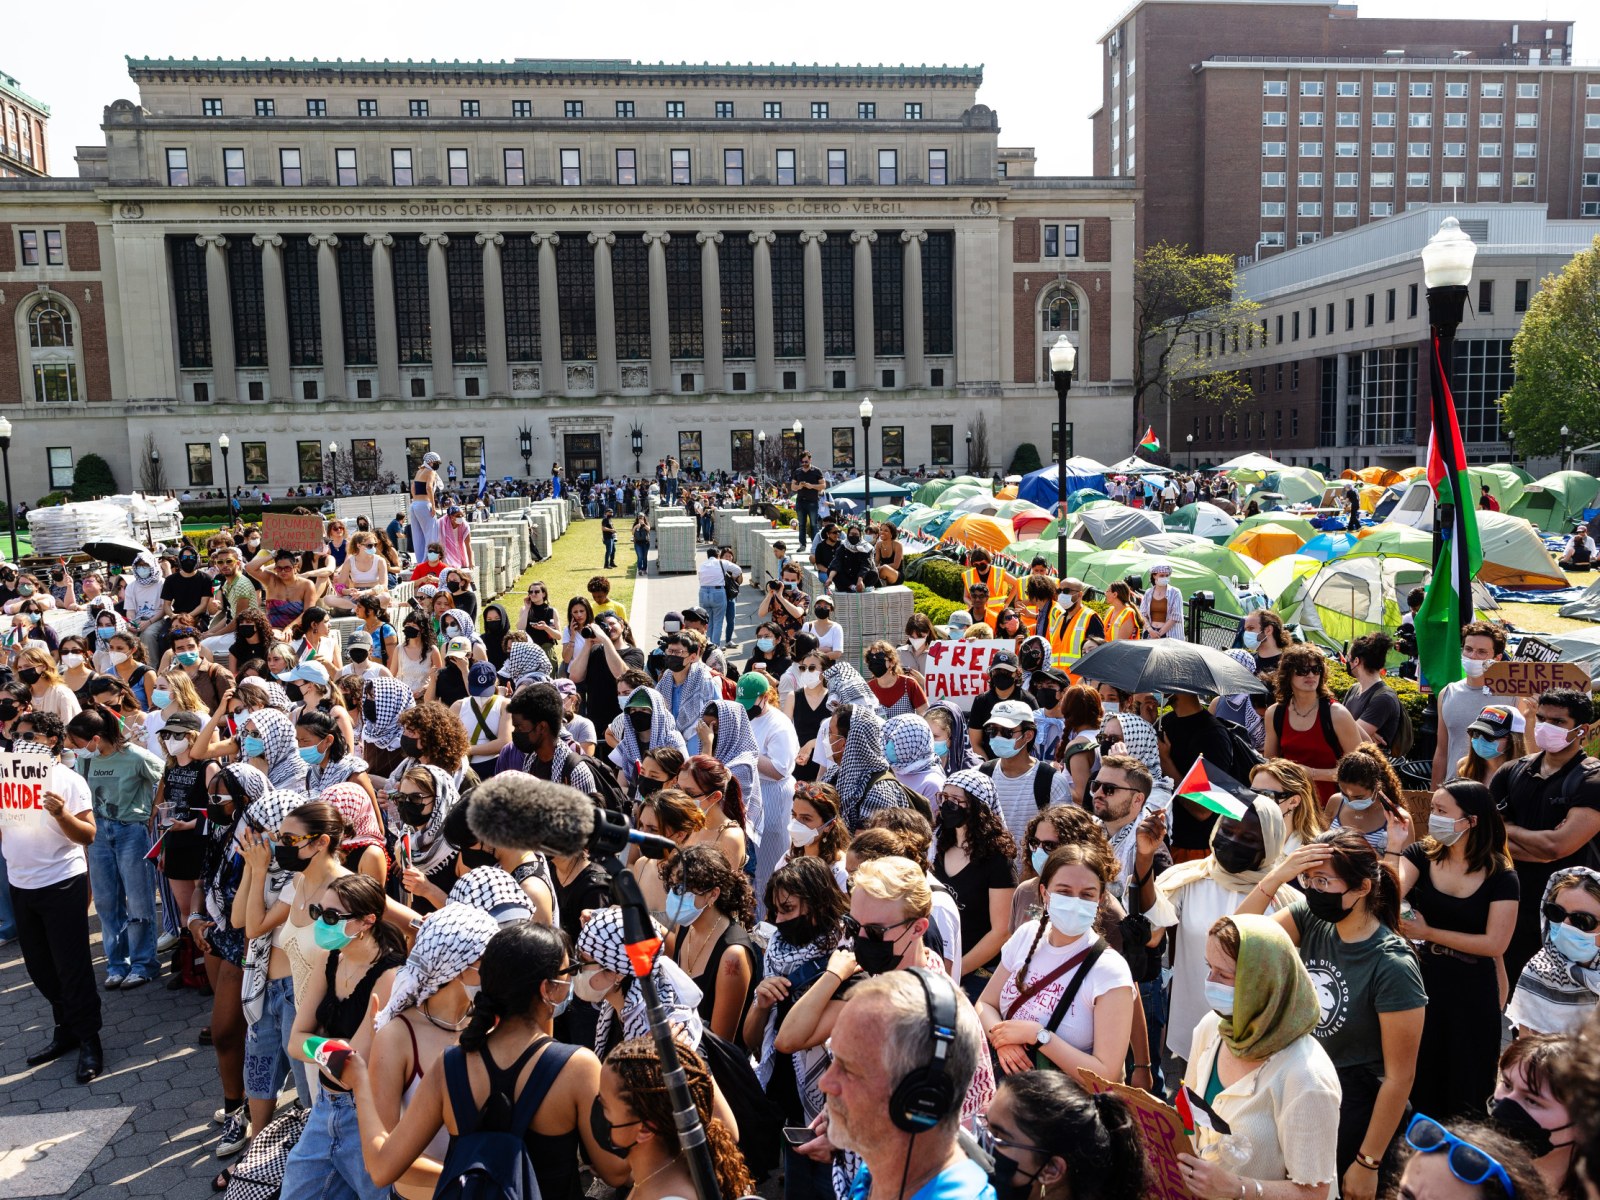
[0,752,52,828]
[923,639,1013,712]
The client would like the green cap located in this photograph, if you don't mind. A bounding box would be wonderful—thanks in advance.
[736,672,771,711]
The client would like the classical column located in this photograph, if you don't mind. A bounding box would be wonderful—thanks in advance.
[252,234,291,402]
[196,234,236,402]
[531,233,563,395]
[851,230,877,389]
[364,233,400,400]
[901,230,927,389]
[799,230,827,389]
[420,233,453,397]
[1109,213,1136,383]
[476,232,509,398]
[643,232,671,393]
[698,231,725,391]
[749,231,775,391]
[589,231,618,394]
[308,234,345,400]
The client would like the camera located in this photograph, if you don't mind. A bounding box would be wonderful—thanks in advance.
[768,579,781,591]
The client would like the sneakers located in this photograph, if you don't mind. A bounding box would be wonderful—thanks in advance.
[216,1109,250,1158]
[120,974,151,991]
[156,931,180,953]
[104,974,125,990]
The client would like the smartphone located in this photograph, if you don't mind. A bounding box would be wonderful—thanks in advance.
[783,1127,816,1148]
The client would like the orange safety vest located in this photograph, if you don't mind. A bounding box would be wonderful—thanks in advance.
[963,564,1015,603]
[1105,607,1142,642]
[1043,603,1095,681]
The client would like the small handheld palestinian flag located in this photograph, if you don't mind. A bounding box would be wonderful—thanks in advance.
[1139,427,1161,454]
[1176,1085,1233,1137]
[1175,757,1256,820]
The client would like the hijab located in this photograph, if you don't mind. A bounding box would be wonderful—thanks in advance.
[1215,913,1320,1059]
[927,700,981,772]
[1157,794,1291,899]
[363,674,414,752]
[1507,867,1600,1035]
[884,713,946,803]
[708,697,761,812]
[449,866,534,924]
[245,708,308,790]
[498,641,553,684]
[322,781,384,853]
[945,767,1000,814]
[578,905,705,1052]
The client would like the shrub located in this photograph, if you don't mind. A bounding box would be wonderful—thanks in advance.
[35,491,70,508]
[908,583,963,627]
[1009,443,1043,475]
[1325,662,1428,728]
[903,554,965,601]
[774,506,797,528]
[71,453,117,502]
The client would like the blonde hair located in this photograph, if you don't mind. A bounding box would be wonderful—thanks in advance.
[965,623,994,639]
[850,856,932,920]
[1253,758,1324,845]
[17,647,60,686]
[159,670,208,715]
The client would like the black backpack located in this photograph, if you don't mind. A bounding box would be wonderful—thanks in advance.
[1216,717,1266,772]
[558,751,631,815]
[434,1038,575,1200]
[866,770,934,822]
[978,760,1060,810]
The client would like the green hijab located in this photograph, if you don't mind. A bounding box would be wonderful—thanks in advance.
[1217,913,1320,1060]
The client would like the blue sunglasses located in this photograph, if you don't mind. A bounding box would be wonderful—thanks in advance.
[1405,1114,1515,1197]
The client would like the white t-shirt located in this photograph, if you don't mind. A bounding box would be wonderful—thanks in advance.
[697,558,739,588]
[929,879,965,976]
[455,694,505,762]
[0,762,93,888]
[749,709,800,777]
[997,924,1134,1053]
[803,621,845,656]
[989,760,1074,866]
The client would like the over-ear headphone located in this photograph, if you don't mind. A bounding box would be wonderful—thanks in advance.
[888,967,960,1133]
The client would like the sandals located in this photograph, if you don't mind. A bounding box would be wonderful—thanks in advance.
[211,1169,230,1193]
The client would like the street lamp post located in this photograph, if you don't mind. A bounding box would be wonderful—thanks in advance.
[792,418,804,450]
[757,430,767,496]
[1506,427,1516,470]
[1048,335,1078,577]
[1561,425,1572,472]
[1186,433,1194,473]
[1420,215,1478,621]
[218,434,232,521]
[859,396,874,512]
[0,417,16,560]
[518,426,533,477]
[631,426,644,478]
[328,441,339,497]
[966,427,973,472]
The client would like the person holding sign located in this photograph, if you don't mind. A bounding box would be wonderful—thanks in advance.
[2,720,103,1083]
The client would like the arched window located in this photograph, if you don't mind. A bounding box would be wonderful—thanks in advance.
[1038,286,1087,382]
[29,300,72,349]
[1044,292,1079,333]
[24,297,79,403]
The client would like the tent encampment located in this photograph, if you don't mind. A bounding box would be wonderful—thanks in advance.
[1165,502,1240,544]
[1078,505,1165,549]
[1473,511,1569,589]
[1509,471,1600,532]
[1016,458,1111,509]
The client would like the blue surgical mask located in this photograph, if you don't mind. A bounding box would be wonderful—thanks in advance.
[988,735,1020,759]
[1102,702,1120,716]
[240,734,267,759]
[1152,691,1166,708]
[1551,921,1599,966]
[884,741,900,765]
[932,739,949,759]
[1339,793,1375,812]
[1471,736,1503,760]
[298,745,325,766]
[1204,979,1236,1016]
[1242,631,1260,650]
[548,980,573,1018]
[175,651,201,667]
[756,637,776,653]
[663,889,704,928]
[1031,846,1050,876]
[97,628,115,641]
[150,689,172,710]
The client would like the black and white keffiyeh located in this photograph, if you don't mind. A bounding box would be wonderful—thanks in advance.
[498,642,552,682]
[238,676,295,713]
[884,714,938,774]
[927,700,981,772]
[608,687,687,782]
[374,902,500,1030]
[823,705,904,828]
[709,698,761,824]
[755,929,837,1125]
[823,662,874,709]
[1508,867,1600,1035]
[660,662,719,743]
[403,764,460,874]
[440,608,481,648]
[363,675,415,752]
[244,708,308,790]
[945,767,1000,814]
[448,866,534,923]
[577,905,704,1050]
[1104,711,1162,778]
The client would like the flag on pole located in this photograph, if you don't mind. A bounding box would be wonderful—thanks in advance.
[476,457,488,500]
[1417,330,1483,689]
[1174,756,1254,820]
[1139,426,1161,454]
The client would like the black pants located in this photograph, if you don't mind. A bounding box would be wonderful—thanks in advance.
[11,874,101,1042]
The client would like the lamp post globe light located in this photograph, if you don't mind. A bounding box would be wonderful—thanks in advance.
[1186,432,1195,473]
[1420,215,1478,618]
[965,427,973,472]
[218,434,232,518]
[1506,427,1515,469]
[518,426,533,476]
[792,417,804,449]
[328,441,339,496]
[859,395,874,512]
[1048,334,1078,577]
[0,416,15,560]
[757,430,767,494]
[1561,425,1572,472]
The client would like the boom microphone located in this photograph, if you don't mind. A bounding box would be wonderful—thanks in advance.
[466,773,679,859]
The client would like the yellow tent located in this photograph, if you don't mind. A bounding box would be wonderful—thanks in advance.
[1229,522,1308,563]
[941,514,1015,556]
[1398,466,1427,482]
[995,484,1019,500]
[1342,466,1404,487]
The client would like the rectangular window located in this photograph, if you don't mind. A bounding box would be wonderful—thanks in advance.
[1444,112,1466,128]
[1336,142,1359,157]
[279,147,302,186]
[186,444,214,486]
[1299,142,1323,157]
[1263,111,1288,127]
[166,148,190,185]
[1409,83,1433,98]
[358,98,378,117]
[763,101,781,119]
[1337,112,1359,127]
[203,98,223,117]
[1334,171,1359,186]
[715,101,733,119]
[1406,282,1418,319]
[1442,171,1466,187]
[306,99,327,117]
[828,149,847,184]
[503,148,524,186]
[1515,279,1530,312]
[811,102,829,119]
[1480,171,1502,187]
[336,148,358,186]
[296,441,324,483]
[1297,232,1321,246]
[1482,82,1505,99]
[1262,171,1286,186]
[1263,142,1287,156]
[616,100,635,119]
[1346,298,1356,329]
[238,442,268,484]
[512,99,531,118]
[1387,288,1397,321]
[1408,112,1432,127]
[616,148,637,185]
[671,148,691,185]
[1515,111,1539,128]
[1044,224,1060,255]
[1443,81,1468,98]
[731,430,754,473]
[1514,171,1536,187]
[859,102,877,119]
[776,148,797,185]
[1338,81,1361,96]
[47,447,74,489]
[1301,81,1325,96]
[927,148,947,185]
[564,100,583,118]
[224,148,247,187]
[461,100,480,118]
[409,99,428,117]
[43,230,63,265]
[930,425,953,465]
[1407,171,1430,187]
[1366,294,1376,325]
[561,148,581,185]
[1481,143,1503,157]
[403,439,432,477]
[1062,224,1080,257]
[724,148,745,185]
[666,101,685,119]
[1373,142,1395,157]
[904,103,923,120]
[882,427,905,467]
[255,98,275,117]
[1264,81,1287,96]
[1372,201,1394,216]
[447,148,469,186]
[1482,112,1504,128]
[877,149,897,184]
[1298,171,1323,186]
[1300,112,1324,127]
[1374,81,1397,97]
[391,148,413,186]
[1298,201,1322,216]
[1517,82,1539,98]
[1444,142,1466,157]
[1373,112,1397,128]
[1372,171,1395,187]
[1408,142,1431,158]
[1479,279,1494,313]
[1293,311,1301,340]
[1515,142,1537,158]
[1335,201,1357,216]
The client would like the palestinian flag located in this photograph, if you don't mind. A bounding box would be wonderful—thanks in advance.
[1176,1086,1232,1137]
[1175,756,1254,820]
[1139,427,1161,454]
[1416,327,1483,688]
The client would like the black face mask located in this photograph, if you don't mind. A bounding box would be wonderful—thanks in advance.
[991,670,1017,691]
[815,606,832,619]
[207,800,233,824]
[179,556,199,572]
[853,933,903,976]
[1211,833,1263,876]
[400,733,421,757]
[940,804,969,830]
[1019,647,1045,671]
[396,799,431,828]
[773,915,818,947]
[1033,689,1060,711]
[989,1149,1045,1200]
[588,1096,638,1159]
[0,702,17,722]
[511,728,536,755]
[460,847,499,872]
[349,647,369,663]
[636,776,664,799]
[1302,887,1353,925]
[628,711,653,736]
[404,626,423,641]
[1487,1096,1568,1159]
[18,668,40,686]
[865,653,890,677]
[664,654,685,673]
[362,698,379,722]
[272,844,311,873]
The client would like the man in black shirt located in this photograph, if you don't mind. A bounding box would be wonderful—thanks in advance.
[967,650,1038,756]
[567,610,647,737]
[1159,693,1238,861]
[812,522,842,574]
[153,545,212,663]
[790,451,825,548]
[826,523,877,593]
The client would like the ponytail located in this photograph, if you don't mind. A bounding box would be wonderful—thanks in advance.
[66,704,126,753]
[1371,857,1402,930]
[296,709,348,762]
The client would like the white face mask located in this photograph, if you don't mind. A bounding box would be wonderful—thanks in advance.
[163,736,191,755]
[60,653,84,670]
[909,637,928,651]
[1462,656,1489,678]
[788,818,820,848]
[814,731,836,771]
[108,651,129,666]
[798,669,821,690]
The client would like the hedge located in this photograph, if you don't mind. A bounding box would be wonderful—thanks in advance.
[908,582,964,626]
[902,553,965,602]
[1325,662,1429,728]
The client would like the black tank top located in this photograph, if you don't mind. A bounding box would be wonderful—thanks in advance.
[447,1038,584,1200]
[793,689,828,782]
[314,949,404,1091]
[672,921,758,1034]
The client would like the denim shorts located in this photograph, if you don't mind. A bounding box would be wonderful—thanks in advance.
[244,975,299,1102]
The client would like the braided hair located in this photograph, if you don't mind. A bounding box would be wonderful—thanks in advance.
[459,922,570,1052]
[1012,843,1115,993]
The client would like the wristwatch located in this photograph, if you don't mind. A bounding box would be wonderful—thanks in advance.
[1035,1029,1054,1047]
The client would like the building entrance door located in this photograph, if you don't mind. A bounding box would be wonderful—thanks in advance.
[564,433,603,485]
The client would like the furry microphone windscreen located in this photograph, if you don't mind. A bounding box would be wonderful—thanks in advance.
[466,773,596,855]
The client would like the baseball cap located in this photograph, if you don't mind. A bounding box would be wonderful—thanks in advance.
[736,672,771,711]
[161,710,204,735]
[661,611,684,631]
[989,650,1020,672]
[1031,667,1071,689]
[947,610,973,632]
[345,629,371,651]
[468,661,498,697]
[987,699,1035,729]
[445,636,473,660]
[683,606,710,625]
[276,661,331,687]
[1468,703,1525,739]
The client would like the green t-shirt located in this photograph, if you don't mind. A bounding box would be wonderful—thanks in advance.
[1290,897,1427,1074]
[76,745,164,824]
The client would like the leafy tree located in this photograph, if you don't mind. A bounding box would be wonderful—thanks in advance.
[968,413,992,475]
[71,453,117,502]
[1009,443,1043,475]
[1501,236,1600,459]
[1134,242,1261,438]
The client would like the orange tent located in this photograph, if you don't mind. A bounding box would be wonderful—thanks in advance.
[1340,466,1403,487]
[1228,522,1308,563]
[942,514,1015,556]
[995,484,1019,500]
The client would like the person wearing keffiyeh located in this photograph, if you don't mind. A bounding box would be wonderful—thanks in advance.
[822,661,874,709]
[240,707,309,791]
[1508,867,1600,1036]
[359,674,415,777]
[607,687,686,785]
[237,675,295,714]
[925,699,981,774]
[448,866,536,925]
[883,714,945,807]
[373,902,500,1030]
[823,704,912,831]
[1214,647,1266,750]
[701,698,763,837]
[320,782,389,882]
[496,640,552,685]
[438,607,481,653]
[576,905,704,1059]
[657,638,720,752]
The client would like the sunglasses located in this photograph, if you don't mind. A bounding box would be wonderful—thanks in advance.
[1025,836,1061,854]
[307,903,354,926]
[841,913,916,943]
[1253,787,1294,801]
[1088,779,1137,795]
[1542,902,1600,933]
[277,830,319,847]
[1292,666,1323,677]
[1405,1114,1514,1196]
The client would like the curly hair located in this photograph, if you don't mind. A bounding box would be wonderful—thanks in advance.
[791,782,851,864]
[399,700,470,769]
[660,843,756,927]
[232,609,272,654]
[931,784,1018,864]
[1022,804,1115,881]
[1272,644,1334,706]
[763,857,848,944]
[643,787,705,840]
[607,1036,754,1200]
[1335,742,1405,812]
[865,639,904,677]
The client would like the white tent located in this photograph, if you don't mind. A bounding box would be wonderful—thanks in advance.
[1214,452,1293,477]
[1105,455,1170,476]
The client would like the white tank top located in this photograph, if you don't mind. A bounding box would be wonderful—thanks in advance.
[347,553,387,588]
[398,646,433,695]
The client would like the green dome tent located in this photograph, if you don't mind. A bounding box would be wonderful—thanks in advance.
[1231,512,1320,542]
[914,478,956,506]
[1072,551,1243,614]
[1165,502,1240,545]
[1508,471,1600,532]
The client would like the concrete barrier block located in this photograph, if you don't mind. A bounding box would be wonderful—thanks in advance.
[656,518,698,574]
[827,585,914,668]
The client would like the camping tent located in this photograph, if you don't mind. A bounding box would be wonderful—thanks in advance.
[1126,532,1212,555]
[828,475,913,500]
[1066,489,1111,513]
[1232,512,1319,542]
[1289,556,1435,649]
[1170,542,1262,582]
[1509,471,1600,532]
[1016,458,1110,510]
[914,478,956,506]
[1257,466,1326,506]
[1254,553,1322,606]
[1077,505,1165,549]
[1474,511,1569,589]
[1072,551,1245,615]
[1345,524,1432,562]
[1165,502,1240,544]
[1469,465,1527,513]
[1228,522,1308,563]
[885,503,931,528]
[1215,452,1292,480]
[941,514,1015,555]
[1105,455,1170,476]
[1343,466,1404,487]
[933,483,991,509]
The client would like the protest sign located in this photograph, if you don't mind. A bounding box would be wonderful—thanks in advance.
[1077,1070,1196,1200]
[923,640,1012,711]
[1482,660,1591,698]
[261,512,328,554]
[0,752,52,828]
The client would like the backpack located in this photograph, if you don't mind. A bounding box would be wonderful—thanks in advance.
[978,760,1060,810]
[1271,697,1341,760]
[434,1038,576,1200]
[865,769,934,823]
[1215,717,1266,773]
[558,752,631,815]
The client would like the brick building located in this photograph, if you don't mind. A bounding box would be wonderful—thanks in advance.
[0,68,50,180]
[1093,0,1598,259]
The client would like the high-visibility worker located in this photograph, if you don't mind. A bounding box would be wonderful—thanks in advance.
[1040,576,1104,682]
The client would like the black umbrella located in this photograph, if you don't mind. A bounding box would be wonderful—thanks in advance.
[81,536,151,567]
[1071,639,1267,697]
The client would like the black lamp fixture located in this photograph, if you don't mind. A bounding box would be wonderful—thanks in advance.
[518,425,533,476]
[965,426,973,471]
[1186,432,1195,472]
[1420,215,1478,612]
[859,395,874,511]
[218,434,232,511]
[1048,335,1078,576]
[630,425,644,477]
[792,418,804,450]
[1561,425,1572,473]
[328,441,339,494]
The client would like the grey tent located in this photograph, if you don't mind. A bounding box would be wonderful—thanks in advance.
[1078,505,1166,549]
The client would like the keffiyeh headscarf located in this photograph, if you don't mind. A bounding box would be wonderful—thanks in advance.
[946,767,1000,814]
[243,707,307,790]
[498,641,552,683]
[1103,711,1161,778]
[238,676,295,714]
[363,675,415,752]
[449,866,535,924]
[230,769,289,1028]
[440,608,481,647]
[708,698,761,815]
[755,918,840,1119]
[402,764,460,875]
[824,705,901,826]
[578,905,704,1052]
[322,782,385,853]
[609,687,687,782]
[823,662,874,709]
[373,902,500,1030]
[659,659,719,745]
[1507,867,1600,1035]
[927,700,981,772]
[884,713,945,806]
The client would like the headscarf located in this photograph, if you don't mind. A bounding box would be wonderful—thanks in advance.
[402,763,461,875]
[322,782,384,853]
[884,713,945,804]
[1215,913,1320,1059]
[927,700,981,772]
[449,866,534,923]
[373,902,500,1030]
[946,767,1000,814]
[824,704,890,808]
[1104,711,1161,777]
[1156,794,1292,901]
[306,751,371,797]
[608,686,687,782]
[1507,867,1600,1035]
[440,608,481,647]
[578,905,705,1051]
[755,919,840,1118]
[1214,649,1265,748]
[238,676,295,714]
[363,674,414,752]
[708,698,761,818]
[228,769,288,1027]
[498,641,553,682]
[823,661,874,709]
[243,708,308,790]
[659,660,719,743]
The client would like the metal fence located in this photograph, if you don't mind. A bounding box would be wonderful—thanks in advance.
[1187,597,1246,652]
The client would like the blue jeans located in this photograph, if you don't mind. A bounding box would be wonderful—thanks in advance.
[634,540,649,573]
[246,975,311,1103]
[796,504,818,548]
[280,1090,387,1200]
[86,818,159,981]
[1139,971,1171,1095]
[699,585,728,645]
[603,532,617,567]
[0,855,16,940]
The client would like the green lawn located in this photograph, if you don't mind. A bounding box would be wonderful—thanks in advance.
[495,515,636,626]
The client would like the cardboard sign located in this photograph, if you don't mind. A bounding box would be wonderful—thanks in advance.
[261,512,328,554]
[0,752,53,828]
[1482,660,1591,697]
[1077,1070,1196,1200]
[923,639,1013,711]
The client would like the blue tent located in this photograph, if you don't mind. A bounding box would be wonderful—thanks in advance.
[1017,460,1108,510]
[1301,531,1362,561]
